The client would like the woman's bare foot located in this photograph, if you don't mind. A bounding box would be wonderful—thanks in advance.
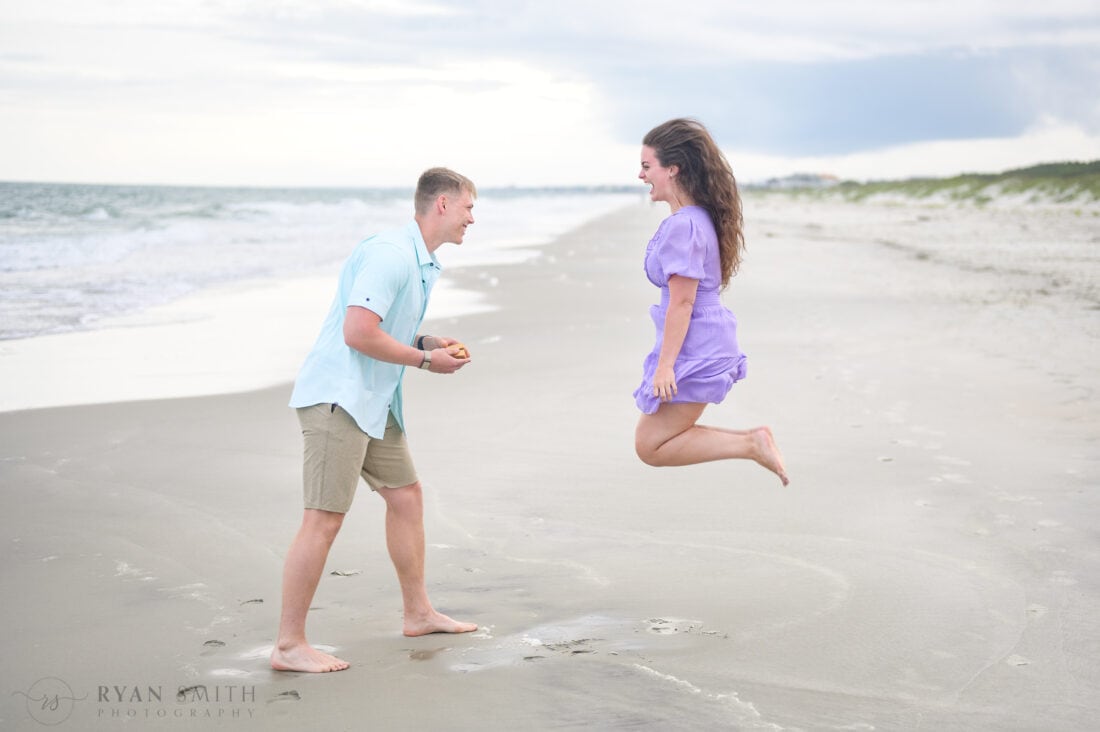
[752,427,789,486]
[403,610,478,638]
[270,643,350,673]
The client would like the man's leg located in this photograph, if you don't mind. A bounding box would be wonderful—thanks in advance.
[378,481,478,637]
[270,508,350,672]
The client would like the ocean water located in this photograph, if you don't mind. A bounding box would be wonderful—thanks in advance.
[0,182,641,341]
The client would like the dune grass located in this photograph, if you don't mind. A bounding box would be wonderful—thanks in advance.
[765,161,1100,206]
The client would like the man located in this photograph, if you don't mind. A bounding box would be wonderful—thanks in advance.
[271,167,478,673]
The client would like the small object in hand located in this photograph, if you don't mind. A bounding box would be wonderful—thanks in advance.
[448,342,469,359]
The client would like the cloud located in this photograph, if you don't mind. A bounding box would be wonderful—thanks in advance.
[232,0,1100,64]
[0,0,1097,185]
[599,46,1100,157]
[730,118,1100,183]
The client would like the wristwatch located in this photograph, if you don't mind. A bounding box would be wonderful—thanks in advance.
[419,350,432,370]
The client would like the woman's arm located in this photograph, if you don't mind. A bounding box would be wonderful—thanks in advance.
[653,274,698,402]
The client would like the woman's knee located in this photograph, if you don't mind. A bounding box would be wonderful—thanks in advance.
[635,404,702,466]
[635,435,664,466]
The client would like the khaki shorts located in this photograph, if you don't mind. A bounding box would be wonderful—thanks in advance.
[297,403,418,513]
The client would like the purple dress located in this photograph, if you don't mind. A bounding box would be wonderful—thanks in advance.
[633,206,746,414]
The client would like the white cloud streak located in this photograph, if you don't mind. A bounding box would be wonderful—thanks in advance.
[0,0,1097,185]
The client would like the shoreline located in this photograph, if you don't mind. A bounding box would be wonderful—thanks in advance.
[0,275,497,414]
[0,219,569,414]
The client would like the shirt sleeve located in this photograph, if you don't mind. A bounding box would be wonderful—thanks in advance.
[656,212,707,282]
[346,242,408,321]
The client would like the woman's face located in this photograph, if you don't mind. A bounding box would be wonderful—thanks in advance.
[639,145,677,204]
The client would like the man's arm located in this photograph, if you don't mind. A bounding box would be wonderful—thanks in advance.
[343,306,467,373]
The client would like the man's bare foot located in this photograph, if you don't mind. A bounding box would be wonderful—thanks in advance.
[270,643,350,673]
[752,427,789,486]
[403,610,478,638]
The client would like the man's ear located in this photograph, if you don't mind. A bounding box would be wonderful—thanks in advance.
[435,194,448,214]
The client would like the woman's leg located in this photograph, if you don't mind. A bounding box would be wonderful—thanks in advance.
[635,402,789,485]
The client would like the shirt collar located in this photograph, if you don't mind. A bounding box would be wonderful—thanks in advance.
[407,221,441,271]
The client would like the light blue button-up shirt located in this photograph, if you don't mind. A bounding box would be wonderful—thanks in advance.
[289,221,441,438]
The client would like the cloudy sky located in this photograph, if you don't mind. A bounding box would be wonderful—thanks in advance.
[2,0,1098,187]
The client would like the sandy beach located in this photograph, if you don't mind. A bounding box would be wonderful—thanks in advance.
[2,195,1098,730]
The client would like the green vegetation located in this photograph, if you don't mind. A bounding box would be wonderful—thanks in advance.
[769,161,1100,205]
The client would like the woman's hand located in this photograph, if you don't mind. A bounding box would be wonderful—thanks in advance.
[651,275,695,403]
[652,363,677,402]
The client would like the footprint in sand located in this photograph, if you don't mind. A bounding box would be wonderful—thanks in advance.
[269,690,300,704]
[450,615,719,672]
[542,639,598,655]
[1051,570,1077,586]
[201,640,226,656]
[646,618,699,635]
[929,472,972,484]
[409,648,450,661]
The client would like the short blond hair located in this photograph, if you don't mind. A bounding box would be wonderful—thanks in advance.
[414,167,477,215]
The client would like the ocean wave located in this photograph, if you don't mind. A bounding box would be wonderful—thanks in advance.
[0,183,639,340]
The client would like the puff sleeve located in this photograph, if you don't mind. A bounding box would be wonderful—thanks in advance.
[654,212,707,283]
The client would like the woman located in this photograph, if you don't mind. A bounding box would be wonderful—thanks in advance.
[633,118,788,486]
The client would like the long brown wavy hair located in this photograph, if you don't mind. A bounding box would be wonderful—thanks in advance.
[643,118,744,286]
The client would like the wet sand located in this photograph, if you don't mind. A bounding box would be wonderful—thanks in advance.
[2,197,1098,730]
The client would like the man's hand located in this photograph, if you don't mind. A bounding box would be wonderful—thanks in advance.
[427,346,470,374]
[423,335,471,361]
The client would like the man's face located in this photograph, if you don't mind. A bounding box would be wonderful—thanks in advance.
[442,190,475,244]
